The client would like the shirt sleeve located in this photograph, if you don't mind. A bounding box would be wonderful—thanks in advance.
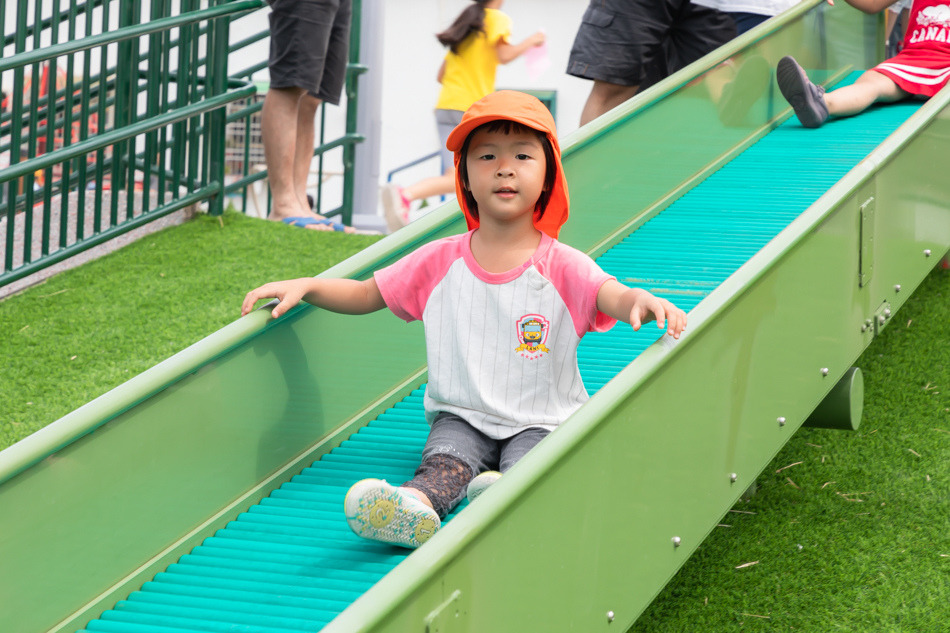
[540,242,617,337]
[485,10,512,46]
[373,238,461,323]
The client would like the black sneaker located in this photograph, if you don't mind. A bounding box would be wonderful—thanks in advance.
[776,56,829,128]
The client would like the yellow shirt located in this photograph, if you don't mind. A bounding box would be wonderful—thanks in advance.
[435,8,512,111]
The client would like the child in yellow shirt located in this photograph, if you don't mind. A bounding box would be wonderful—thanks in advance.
[382,0,545,231]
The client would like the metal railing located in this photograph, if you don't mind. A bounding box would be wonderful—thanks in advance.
[0,0,365,289]
[386,150,442,183]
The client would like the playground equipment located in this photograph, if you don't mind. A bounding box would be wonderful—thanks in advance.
[1,2,948,631]
[0,0,365,289]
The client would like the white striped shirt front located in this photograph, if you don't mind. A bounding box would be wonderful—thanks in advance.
[375,231,616,439]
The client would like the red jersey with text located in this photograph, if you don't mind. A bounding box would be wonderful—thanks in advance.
[875,0,950,96]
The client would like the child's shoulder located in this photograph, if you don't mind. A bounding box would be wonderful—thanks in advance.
[422,231,468,251]
[483,8,512,27]
[545,238,598,265]
[397,232,469,264]
[537,238,609,281]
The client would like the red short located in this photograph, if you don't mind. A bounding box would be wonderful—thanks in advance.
[873,48,950,97]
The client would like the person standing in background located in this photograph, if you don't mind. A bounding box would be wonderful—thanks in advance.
[262,0,355,233]
[568,0,736,126]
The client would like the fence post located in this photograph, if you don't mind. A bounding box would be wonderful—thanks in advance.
[207,0,231,216]
[341,0,363,226]
[351,0,384,230]
[113,0,136,192]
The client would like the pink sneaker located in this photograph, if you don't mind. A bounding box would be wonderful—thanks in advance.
[381,185,410,233]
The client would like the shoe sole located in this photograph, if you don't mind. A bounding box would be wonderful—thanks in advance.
[344,478,440,548]
[466,471,502,503]
[777,56,827,129]
[381,186,407,234]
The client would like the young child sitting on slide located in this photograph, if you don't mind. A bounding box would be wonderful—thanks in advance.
[241,91,688,549]
[777,0,950,128]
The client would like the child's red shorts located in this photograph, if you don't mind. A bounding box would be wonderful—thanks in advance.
[874,47,950,97]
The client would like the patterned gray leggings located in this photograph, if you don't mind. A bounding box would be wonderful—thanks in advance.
[403,413,550,518]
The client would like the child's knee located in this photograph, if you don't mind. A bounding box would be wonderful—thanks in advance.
[405,453,476,518]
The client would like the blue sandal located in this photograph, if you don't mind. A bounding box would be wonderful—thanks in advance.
[281,216,346,232]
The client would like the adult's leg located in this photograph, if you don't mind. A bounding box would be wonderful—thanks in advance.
[666,0,736,74]
[264,0,340,228]
[292,93,323,213]
[568,0,667,126]
[262,86,320,222]
[825,70,909,117]
[304,0,358,232]
[580,80,640,126]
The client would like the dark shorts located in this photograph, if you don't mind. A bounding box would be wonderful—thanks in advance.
[731,12,771,36]
[567,0,736,90]
[267,0,351,104]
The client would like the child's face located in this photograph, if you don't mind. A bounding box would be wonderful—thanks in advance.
[464,127,547,226]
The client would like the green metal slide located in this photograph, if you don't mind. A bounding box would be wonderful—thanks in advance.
[2,3,949,632]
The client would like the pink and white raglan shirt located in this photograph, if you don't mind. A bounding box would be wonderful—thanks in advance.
[374,231,617,440]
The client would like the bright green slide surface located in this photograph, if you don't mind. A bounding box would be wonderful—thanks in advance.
[76,74,923,633]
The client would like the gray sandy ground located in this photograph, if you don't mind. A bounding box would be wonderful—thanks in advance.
[0,190,196,301]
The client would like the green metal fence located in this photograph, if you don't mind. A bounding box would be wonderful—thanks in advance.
[0,0,364,289]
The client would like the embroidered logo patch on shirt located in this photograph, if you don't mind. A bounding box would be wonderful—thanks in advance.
[515,314,550,359]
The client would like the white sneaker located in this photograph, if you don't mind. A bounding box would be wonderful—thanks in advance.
[466,470,502,503]
[380,185,409,233]
[344,478,440,549]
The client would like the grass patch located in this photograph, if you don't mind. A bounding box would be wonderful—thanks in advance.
[630,265,950,632]
[0,212,381,450]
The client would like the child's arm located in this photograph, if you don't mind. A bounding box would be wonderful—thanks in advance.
[840,0,902,14]
[241,277,386,320]
[496,31,545,64]
[596,280,687,339]
[437,60,446,84]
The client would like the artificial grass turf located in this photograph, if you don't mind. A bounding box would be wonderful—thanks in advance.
[630,264,950,632]
[0,211,381,451]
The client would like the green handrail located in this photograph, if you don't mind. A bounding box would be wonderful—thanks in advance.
[0,88,255,187]
[0,1,262,74]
